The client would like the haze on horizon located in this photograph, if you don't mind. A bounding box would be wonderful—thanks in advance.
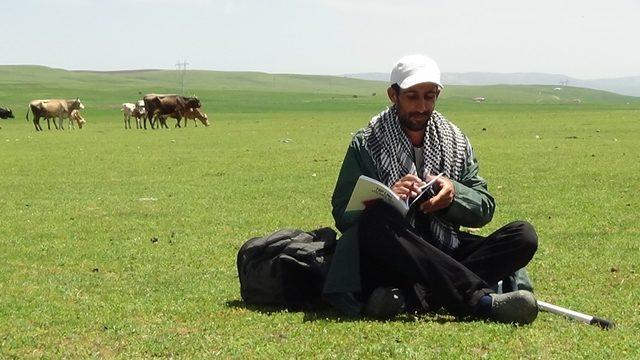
[1,0,638,80]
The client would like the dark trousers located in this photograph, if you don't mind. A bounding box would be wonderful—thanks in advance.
[358,203,538,316]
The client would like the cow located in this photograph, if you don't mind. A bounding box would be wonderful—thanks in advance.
[27,100,57,130]
[69,109,86,129]
[26,98,85,131]
[142,94,201,129]
[0,107,14,119]
[132,100,146,129]
[183,107,209,127]
[43,109,86,129]
[156,107,209,128]
[121,102,135,129]
[121,103,136,129]
[122,100,147,129]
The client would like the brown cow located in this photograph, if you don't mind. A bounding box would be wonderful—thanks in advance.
[183,107,209,127]
[69,109,86,129]
[43,109,86,129]
[26,98,85,131]
[142,94,201,129]
[156,107,209,128]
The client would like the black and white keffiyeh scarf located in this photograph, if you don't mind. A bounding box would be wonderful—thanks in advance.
[362,105,469,252]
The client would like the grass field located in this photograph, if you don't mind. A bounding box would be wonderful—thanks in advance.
[1,66,639,358]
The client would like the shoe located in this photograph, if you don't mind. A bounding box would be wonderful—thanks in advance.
[489,290,538,325]
[364,287,406,319]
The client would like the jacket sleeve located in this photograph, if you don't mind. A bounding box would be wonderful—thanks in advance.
[331,132,377,232]
[439,142,495,228]
[324,135,371,303]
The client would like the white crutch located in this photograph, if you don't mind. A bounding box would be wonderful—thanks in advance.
[537,300,615,329]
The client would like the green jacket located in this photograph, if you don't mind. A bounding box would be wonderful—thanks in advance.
[323,127,496,305]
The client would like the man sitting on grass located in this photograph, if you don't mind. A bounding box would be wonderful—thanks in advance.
[323,54,539,324]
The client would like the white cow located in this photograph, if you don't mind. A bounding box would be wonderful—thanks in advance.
[122,101,146,129]
[121,103,136,129]
[132,100,146,129]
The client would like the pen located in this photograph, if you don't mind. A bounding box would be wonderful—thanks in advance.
[417,172,444,192]
[406,172,444,206]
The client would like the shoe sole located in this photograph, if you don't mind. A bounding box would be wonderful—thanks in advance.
[490,290,538,325]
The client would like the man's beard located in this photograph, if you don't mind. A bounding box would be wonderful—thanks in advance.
[398,111,431,132]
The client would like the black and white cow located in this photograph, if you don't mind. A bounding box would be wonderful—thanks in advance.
[0,107,14,119]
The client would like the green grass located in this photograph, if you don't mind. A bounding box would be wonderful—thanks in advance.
[0,66,639,358]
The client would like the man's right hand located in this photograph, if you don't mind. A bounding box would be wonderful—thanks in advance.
[391,174,426,200]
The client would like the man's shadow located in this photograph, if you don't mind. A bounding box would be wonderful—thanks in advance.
[225,299,475,324]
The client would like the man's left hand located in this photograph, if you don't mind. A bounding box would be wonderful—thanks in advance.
[420,175,455,213]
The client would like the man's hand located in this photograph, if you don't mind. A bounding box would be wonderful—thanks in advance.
[420,175,455,213]
[391,174,425,200]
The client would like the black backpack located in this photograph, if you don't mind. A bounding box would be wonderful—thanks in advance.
[237,227,337,307]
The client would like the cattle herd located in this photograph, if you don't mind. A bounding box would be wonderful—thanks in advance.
[0,94,209,131]
[127,94,209,130]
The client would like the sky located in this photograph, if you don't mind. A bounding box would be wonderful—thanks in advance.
[1,0,639,79]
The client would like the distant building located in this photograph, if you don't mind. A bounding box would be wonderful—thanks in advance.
[472,96,486,102]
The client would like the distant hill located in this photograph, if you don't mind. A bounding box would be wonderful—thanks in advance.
[345,72,640,97]
[1,65,638,110]
[0,65,383,94]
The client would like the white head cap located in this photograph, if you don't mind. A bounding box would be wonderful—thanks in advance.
[390,54,442,89]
